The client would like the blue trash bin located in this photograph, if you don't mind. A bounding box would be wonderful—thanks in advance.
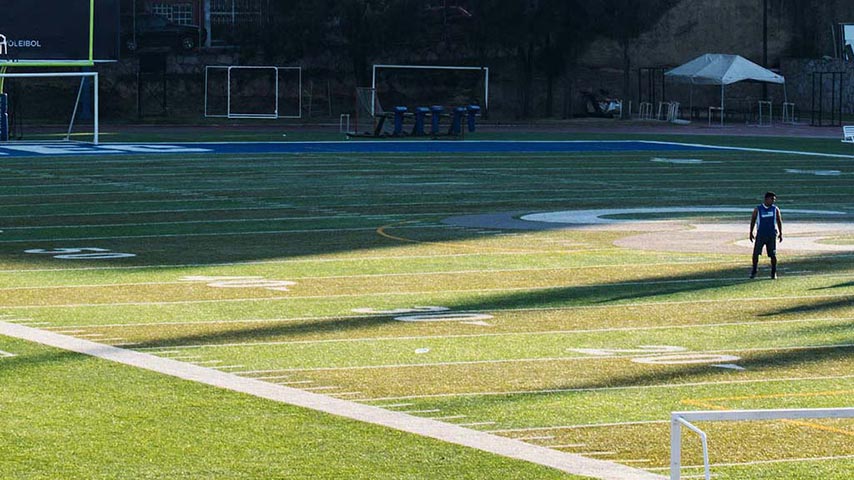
[393,106,408,136]
[413,107,429,136]
[450,107,466,136]
[466,105,481,132]
[430,106,444,136]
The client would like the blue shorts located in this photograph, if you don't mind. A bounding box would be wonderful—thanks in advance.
[753,235,777,257]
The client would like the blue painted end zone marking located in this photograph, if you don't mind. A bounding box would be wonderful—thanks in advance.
[0,140,723,158]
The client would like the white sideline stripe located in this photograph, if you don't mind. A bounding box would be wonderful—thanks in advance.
[4,289,852,310]
[0,254,733,274]
[646,454,854,471]
[362,374,854,402]
[0,322,663,479]
[132,317,854,352]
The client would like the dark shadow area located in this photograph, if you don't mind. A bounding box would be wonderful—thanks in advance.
[492,345,854,404]
[103,253,854,349]
[128,315,399,349]
[759,297,854,317]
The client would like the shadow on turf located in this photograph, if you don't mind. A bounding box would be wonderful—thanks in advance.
[127,315,400,349]
[119,253,852,349]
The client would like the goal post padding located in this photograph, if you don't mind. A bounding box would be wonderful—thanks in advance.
[0,71,99,144]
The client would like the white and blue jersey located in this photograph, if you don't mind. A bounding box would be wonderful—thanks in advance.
[756,204,778,237]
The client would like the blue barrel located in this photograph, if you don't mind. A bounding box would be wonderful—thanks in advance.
[430,105,444,135]
[467,105,481,132]
[393,106,408,136]
[450,106,466,136]
[413,107,429,136]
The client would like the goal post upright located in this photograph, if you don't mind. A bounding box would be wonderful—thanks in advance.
[0,71,100,144]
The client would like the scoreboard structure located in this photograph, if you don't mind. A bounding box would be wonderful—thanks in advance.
[0,0,119,67]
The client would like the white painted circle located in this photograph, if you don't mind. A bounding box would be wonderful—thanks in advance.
[785,169,842,176]
[53,253,137,260]
[394,313,495,323]
[521,208,846,225]
[631,354,741,365]
[651,158,707,164]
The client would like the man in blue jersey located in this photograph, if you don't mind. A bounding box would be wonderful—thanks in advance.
[749,192,783,279]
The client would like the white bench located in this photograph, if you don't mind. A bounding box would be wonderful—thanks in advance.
[843,125,854,143]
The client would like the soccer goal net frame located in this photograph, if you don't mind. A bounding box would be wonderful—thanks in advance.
[0,71,100,144]
[670,407,854,480]
[204,66,302,120]
[370,64,490,117]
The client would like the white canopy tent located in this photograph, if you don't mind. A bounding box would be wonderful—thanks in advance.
[664,54,786,124]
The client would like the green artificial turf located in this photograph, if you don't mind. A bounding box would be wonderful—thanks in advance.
[1,134,852,478]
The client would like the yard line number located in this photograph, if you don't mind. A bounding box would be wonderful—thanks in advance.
[353,306,494,325]
[570,345,744,367]
[181,276,297,292]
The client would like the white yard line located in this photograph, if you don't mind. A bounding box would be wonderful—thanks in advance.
[0,224,442,244]
[156,343,850,374]
[3,289,852,310]
[361,374,854,402]
[0,253,731,274]
[646,454,854,471]
[0,325,667,478]
[490,420,668,434]
[131,317,854,352]
[0,214,391,231]
[0,262,751,291]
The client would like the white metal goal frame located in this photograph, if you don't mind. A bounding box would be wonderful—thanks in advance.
[204,66,302,119]
[370,64,489,117]
[670,408,854,480]
[0,71,100,145]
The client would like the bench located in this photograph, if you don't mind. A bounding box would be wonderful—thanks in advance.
[843,125,854,143]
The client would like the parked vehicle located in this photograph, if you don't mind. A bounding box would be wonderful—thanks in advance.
[121,14,206,53]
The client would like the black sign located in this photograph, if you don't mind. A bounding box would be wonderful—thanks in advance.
[0,0,119,63]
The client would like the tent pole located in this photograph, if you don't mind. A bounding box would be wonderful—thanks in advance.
[721,84,725,126]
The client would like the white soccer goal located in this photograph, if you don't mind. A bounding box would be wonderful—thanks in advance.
[370,64,489,117]
[670,408,854,480]
[0,71,100,144]
[204,66,302,119]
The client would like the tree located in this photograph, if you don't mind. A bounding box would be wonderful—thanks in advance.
[599,0,679,105]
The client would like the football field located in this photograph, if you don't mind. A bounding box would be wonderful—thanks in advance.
[0,138,852,479]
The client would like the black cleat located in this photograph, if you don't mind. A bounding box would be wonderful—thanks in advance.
[749,270,757,279]
[771,271,778,279]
